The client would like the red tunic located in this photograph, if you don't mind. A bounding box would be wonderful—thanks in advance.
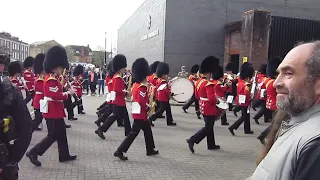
[197,77,217,116]
[265,79,277,110]
[131,82,149,120]
[23,69,35,91]
[255,73,266,100]
[213,80,228,98]
[33,75,45,109]
[236,79,251,107]
[106,76,114,104]
[72,76,83,97]
[112,73,126,106]
[9,77,24,92]
[188,74,197,95]
[156,78,171,102]
[42,74,69,119]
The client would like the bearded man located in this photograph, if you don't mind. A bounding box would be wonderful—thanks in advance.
[251,41,320,180]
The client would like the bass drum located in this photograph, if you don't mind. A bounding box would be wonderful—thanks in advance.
[215,97,229,120]
[170,77,194,103]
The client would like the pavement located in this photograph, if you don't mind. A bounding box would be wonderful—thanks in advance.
[21,94,270,180]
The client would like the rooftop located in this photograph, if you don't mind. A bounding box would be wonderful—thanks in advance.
[0,32,28,44]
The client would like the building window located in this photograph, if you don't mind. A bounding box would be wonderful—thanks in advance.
[25,47,28,52]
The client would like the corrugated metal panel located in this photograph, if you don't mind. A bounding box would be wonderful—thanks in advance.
[268,16,320,60]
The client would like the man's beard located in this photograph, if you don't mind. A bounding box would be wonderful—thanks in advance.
[277,82,315,116]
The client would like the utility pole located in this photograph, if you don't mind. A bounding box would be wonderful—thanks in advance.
[110,33,113,59]
[104,32,107,67]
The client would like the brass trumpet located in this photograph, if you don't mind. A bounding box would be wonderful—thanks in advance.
[147,84,157,117]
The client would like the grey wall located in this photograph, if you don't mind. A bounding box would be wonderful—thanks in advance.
[164,0,227,77]
[117,0,166,69]
[118,0,320,76]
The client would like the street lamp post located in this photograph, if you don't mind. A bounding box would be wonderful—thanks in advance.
[104,32,107,67]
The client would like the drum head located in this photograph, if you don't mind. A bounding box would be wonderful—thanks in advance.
[217,102,228,110]
[170,78,194,102]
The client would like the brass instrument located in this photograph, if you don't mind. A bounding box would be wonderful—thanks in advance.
[250,71,258,99]
[147,84,157,117]
[60,69,81,103]
[125,73,133,100]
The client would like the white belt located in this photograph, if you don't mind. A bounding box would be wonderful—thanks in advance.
[35,92,43,95]
[44,96,63,102]
[73,86,81,88]
[200,97,209,101]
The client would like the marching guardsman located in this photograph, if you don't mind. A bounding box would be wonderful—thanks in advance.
[186,56,221,153]
[257,57,282,144]
[224,63,236,111]
[252,63,267,110]
[72,65,85,115]
[8,61,24,92]
[182,64,201,119]
[94,60,124,127]
[147,61,165,119]
[114,58,159,161]
[23,56,35,104]
[229,63,255,135]
[26,46,77,167]
[252,64,269,124]
[96,62,113,116]
[31,53,46,132]
[232,62,252,117]
[148,62,176,126]
[212,66,230,125]
[95,54,132,139]
[61,71,78,121]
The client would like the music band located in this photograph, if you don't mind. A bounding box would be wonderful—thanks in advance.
[6,45,280,166]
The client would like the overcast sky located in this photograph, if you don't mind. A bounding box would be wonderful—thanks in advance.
[0,0,146,51]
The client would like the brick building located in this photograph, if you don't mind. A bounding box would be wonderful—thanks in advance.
[117,0,320,76]
[0,32,29,61]
[65,45,93,63]
[29,40,62,57]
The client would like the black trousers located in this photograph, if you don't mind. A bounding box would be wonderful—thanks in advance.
[1,163,18,180]
[29,118,70,159]
[117,120,155,153]
[64,95,76,119]
[99,105,131,136]
[253,100,267,121]
[225,92,234,111]
[155,100,164,117]
[77,96,84,114]
[265,109,275,122]
[230,106,252,133]
[83,80,89,94]
[220,113,228,124]
[98,102,107,110]
[189,115,217,148]
[252,99,263,109]
[90,83,96,94]
[97,103,109,116]
[182,94,199,112]
[32,109,43,132]
[148,102,173,125]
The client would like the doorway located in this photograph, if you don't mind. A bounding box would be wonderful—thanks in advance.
[230,54,239,74]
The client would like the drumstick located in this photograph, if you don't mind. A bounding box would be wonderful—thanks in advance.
[173,92,184,96]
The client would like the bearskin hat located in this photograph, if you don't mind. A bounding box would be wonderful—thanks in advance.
[33,53,45,75]
[240,62,252,72]
[190,64,199,73]
[44,46,69,73]
[112,54,127,72]
[240,63,254,80]
[212,66,224,80]
[8,61,22,76]
[156,62,169,77]
[107,60,115,77]
[258,63,267,75]
[73,65,84,76]
[151,61,160,73]
[132,58,150,83]
[267,56,282,78]
[200,56,220,74]
[23,56,34,68]
[225,62,234,72]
